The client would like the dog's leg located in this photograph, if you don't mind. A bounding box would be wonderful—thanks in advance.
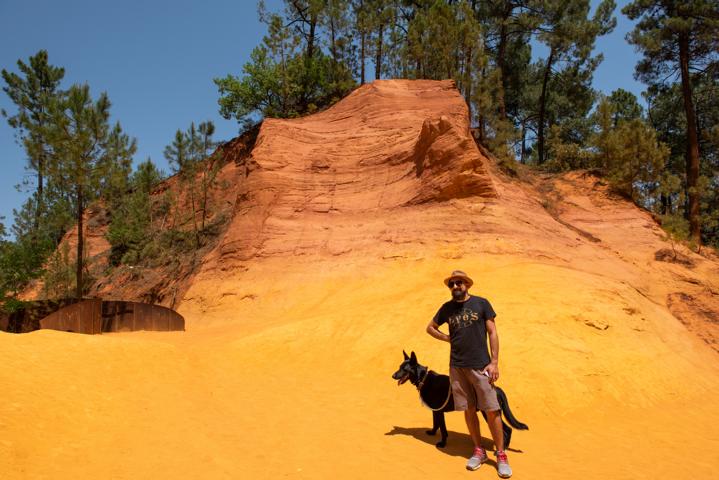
[427,410,440,436]
[437,412,448,448]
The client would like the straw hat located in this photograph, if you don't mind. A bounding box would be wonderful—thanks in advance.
[443,270,474,288]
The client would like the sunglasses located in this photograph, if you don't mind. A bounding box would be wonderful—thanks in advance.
[448,280,464,288]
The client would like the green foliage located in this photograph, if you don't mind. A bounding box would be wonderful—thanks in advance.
[106,159,163,266]
[607,88,642,125]
[1,50,70,294]
[623,0,719,88]
[44,83,134,298]
[132,158,164,194]
[589,97,669,202]
[0,235,53,298]
[99,122,137,211]
[107,187,152,266]
[215,8,355,126]
[41,242,76,299]
[164,120,220,246]
[623,0,719,243]
[543,124,594,172]
[660,213,690,258]
[604,119,668,202]
[535,0,616,164]
[2,52,142,296]
[0,297,29,315]
[1,50,65,211]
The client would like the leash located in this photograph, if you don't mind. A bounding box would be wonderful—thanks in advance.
[417,368,452,412]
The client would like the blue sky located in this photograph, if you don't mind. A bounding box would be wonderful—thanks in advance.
[0,0,644,237]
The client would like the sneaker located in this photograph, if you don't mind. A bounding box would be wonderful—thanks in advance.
[466,447,488,471]
[496,450,512,478]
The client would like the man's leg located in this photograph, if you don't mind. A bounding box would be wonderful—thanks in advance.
[486,409,512,478]
[464,408,488,471]
[464,409,483,448]
[485,409,504,451]
[452,368,488,471]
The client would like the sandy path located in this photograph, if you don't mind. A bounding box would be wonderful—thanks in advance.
[2,255,718,479]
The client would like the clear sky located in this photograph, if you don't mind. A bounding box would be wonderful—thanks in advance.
[0,0,643,237]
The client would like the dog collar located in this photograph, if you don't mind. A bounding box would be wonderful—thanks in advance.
[416,368,430,391]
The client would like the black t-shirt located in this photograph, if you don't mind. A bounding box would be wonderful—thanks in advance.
[433,295,496,369]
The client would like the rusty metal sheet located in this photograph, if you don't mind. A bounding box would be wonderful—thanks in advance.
[103,301,135,332]
[40,299,102,334]
[30,299,184,335]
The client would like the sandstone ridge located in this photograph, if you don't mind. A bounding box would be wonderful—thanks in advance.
[213,79,496,262]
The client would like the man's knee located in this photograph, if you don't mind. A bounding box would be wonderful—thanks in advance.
[485,409,501,420]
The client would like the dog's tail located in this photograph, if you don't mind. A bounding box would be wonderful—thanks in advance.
[495,387,529,430]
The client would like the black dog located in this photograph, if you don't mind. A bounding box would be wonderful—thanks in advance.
[392,350,528,448]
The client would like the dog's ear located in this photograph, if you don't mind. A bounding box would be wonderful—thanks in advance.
[403,350,409,360]
[410,351,417,365]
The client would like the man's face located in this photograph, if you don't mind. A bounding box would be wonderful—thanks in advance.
[448,278,468,301]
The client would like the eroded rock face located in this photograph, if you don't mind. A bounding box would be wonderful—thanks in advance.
[216,80,495,261]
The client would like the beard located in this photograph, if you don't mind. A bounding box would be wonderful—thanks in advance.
[451,289,465,301]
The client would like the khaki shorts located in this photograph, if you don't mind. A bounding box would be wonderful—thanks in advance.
[450,367,500,412]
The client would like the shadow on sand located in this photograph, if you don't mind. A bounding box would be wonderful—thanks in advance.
[385,425,523,465]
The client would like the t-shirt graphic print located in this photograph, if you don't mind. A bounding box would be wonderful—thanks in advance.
[433,295,496,369]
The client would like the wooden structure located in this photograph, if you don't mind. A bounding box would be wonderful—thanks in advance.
[1,299,184,334]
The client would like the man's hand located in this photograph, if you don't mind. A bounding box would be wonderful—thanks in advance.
[484,318,500,384]
[426,320,450,342]
[482,361,499,384]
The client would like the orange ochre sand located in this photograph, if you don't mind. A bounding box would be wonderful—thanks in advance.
[1,254,718,479]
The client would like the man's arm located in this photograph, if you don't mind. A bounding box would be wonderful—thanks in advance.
[483,317,500,383]
[426,320,450,342]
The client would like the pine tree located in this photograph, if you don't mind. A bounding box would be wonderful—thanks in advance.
[590,98,668,202]
[531,0,616,164]
[1,50,65,231]
[106,159,163,266]
[351,0,371,84]
[216,2,356,125]
[99,122,137,211]
[164,124,201,246]
[45,84,112,299]
[197,121,220,231]
[623,0,719,244]
[607,88,643,125]
[321,0,357,98]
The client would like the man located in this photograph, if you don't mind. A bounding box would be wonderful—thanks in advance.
[426,270,512,478]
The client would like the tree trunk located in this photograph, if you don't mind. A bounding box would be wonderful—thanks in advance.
[375,22,383,80]
[329,15,337,86]
[300,11,317,112]
[679,32,701,244]
[660,193,669,215]
[34,155,44,233]
[202,173,208,231]
[465,45,473,121]
[360,32,366,84]
[75,183,83,300]
[520,119,527,164]
[358,0,365,85]
[306,15,316,61]
[190,180,199,248]
[537,48,555,165]
[496,10,509,120]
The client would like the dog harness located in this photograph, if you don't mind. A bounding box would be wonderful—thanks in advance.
[417,369,452,412]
